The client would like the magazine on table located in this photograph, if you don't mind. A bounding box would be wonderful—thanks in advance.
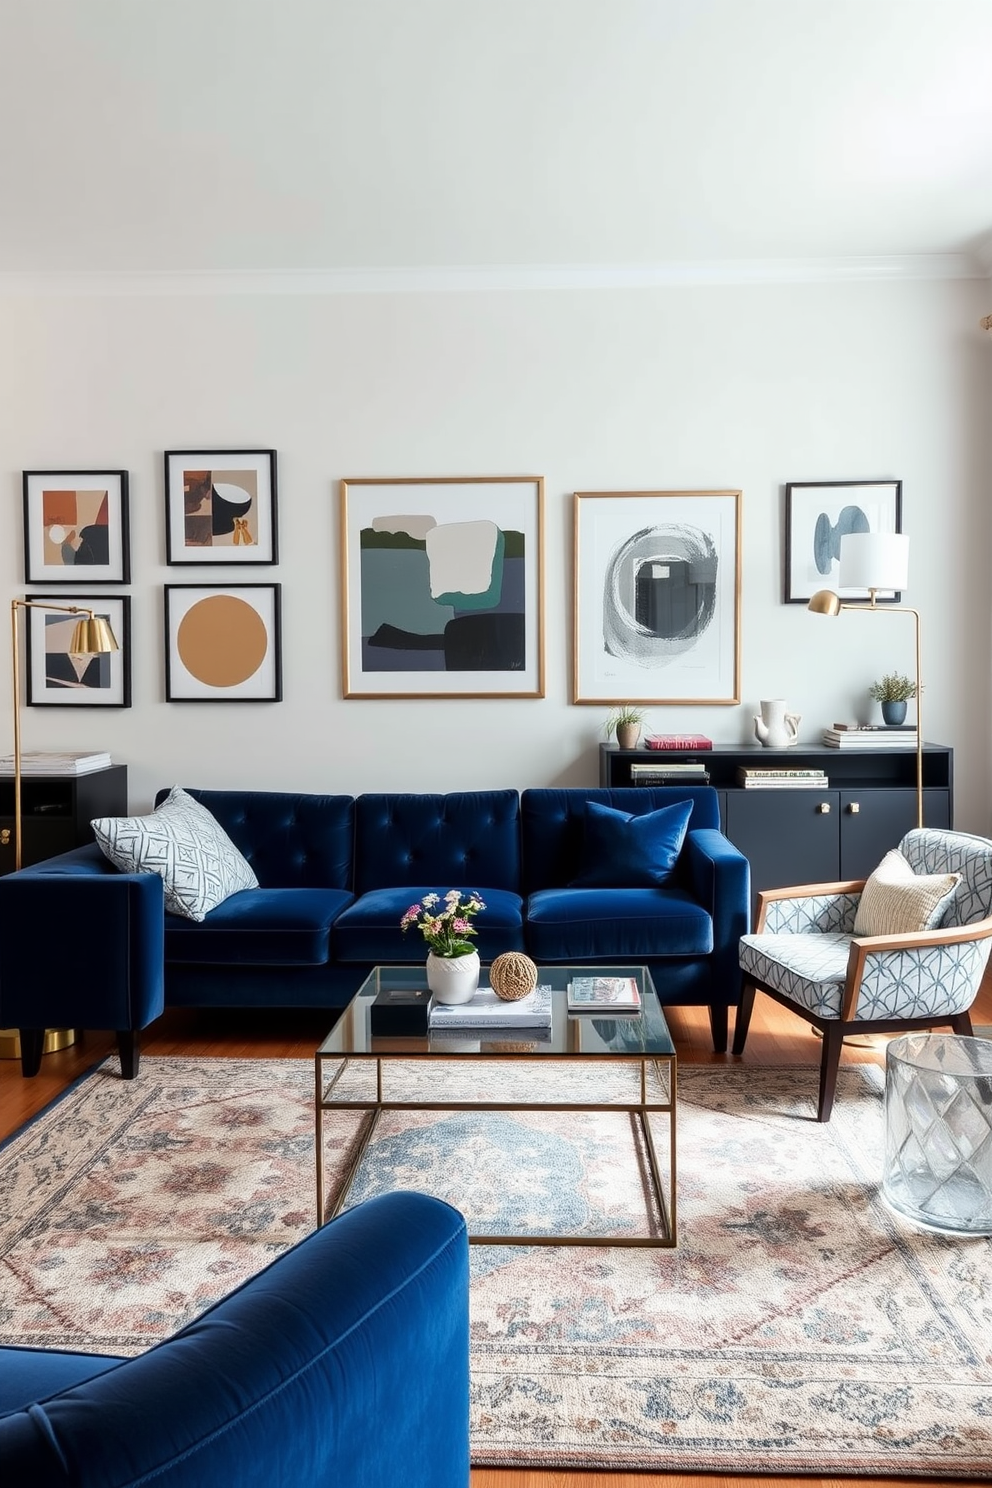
[566,975,641,1012]
[428,983,553,1029]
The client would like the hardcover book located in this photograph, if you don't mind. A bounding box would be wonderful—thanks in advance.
[567,975,641,1011]
[428,984,553,1029]
[645,734,713,750]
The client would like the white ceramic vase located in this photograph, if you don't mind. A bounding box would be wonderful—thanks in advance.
[753,698,801,748]
[425,949,480,1005]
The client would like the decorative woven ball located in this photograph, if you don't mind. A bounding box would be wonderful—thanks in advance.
[489,951,539,1001]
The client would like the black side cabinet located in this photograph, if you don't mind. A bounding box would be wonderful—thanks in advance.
[600,743,953,907]
[0,766,128,876]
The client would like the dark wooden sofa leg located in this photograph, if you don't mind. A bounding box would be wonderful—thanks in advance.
[731,981,755,1056]
[709,1002,729,1054]
[18,1028,44,1077]
[116,1030,140,1080]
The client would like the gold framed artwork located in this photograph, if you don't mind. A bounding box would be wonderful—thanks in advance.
[340,475,545,698]
[22,470,130,584]
[164,449,278,564]
[573,489,742,706]
[164,584,282,702]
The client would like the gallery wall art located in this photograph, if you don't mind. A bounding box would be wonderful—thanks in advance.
[22,471,130,584]
[573,489,742,706]
[165,450,278,564]
[164,584,282,701]
[25,595,131,707]
[340,476,545,698]
[784,480,902,603]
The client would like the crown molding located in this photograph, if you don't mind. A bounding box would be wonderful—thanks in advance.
[0,255,983,297]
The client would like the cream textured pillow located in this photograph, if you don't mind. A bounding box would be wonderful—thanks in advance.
[91,786,259,922]
[853,848,959,937]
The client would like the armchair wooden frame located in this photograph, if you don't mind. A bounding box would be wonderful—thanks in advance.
[733,879,992,1121]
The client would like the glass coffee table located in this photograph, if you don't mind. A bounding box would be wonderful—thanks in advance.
[315,963,677,1247]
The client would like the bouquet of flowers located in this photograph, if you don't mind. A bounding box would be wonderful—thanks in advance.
[400,890,486,958]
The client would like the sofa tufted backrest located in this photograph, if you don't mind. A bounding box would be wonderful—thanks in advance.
[156,788,355,890]
[521,786,721,894]
[353,790,521,895]
[899,827,992,928]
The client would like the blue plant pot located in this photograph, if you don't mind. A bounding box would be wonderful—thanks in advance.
[881,700,908,726]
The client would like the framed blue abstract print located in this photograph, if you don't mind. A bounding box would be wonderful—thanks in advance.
[340,476,545,698]
[784,479,902,604]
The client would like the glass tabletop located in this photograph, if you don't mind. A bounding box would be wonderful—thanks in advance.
[318,964,674,1058]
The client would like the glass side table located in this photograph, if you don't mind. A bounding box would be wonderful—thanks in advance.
[883,1032,992,1234]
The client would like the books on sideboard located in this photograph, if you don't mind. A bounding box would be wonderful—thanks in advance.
[645,734,712,750]
[0,751,113,775]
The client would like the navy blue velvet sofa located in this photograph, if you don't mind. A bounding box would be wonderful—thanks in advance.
[0,784,749,1073]
[0,1191,470,1488]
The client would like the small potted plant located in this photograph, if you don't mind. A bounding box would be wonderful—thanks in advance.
[400,890,486,1005]
[605,704,646,750]
[867,672,918,726]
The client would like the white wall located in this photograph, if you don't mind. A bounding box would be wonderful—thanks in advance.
[1,274,990,828]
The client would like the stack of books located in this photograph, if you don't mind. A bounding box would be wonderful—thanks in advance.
[630,760,710,786]
[821,724,918,750]
[736,767,827,789]
[428,984,553,1030]
[567,975,641,1011]
[0,751,112,775]
[645,734,712,751]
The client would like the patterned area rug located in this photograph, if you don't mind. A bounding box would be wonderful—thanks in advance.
[2,1056,992,1477]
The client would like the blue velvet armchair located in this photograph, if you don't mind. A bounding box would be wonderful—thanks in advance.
[0,1191,470,1487]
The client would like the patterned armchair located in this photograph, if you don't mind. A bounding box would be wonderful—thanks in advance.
[733,828,992,1120]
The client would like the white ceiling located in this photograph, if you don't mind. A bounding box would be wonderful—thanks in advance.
[1,0,991,281]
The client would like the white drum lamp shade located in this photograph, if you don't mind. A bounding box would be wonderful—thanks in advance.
[838,532,910,593]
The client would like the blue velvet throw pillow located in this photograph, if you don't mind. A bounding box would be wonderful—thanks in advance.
[568,798,694,888]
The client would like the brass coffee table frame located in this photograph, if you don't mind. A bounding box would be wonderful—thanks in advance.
[315,965,677,1248]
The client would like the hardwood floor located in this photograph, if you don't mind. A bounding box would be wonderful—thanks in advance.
[3,979,990,1488]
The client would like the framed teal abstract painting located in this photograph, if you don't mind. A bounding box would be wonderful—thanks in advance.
[340,476,545,698]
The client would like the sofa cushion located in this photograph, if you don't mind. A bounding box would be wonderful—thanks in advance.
[526,887,713,962]
[0,1346,124,1415]
[521,786,720,894]
[334,886,525,964]
[92,787,259,922]
[569,798,693,888]
[164,887,353,966]
[853,849,959,937]
[353,791,521,896]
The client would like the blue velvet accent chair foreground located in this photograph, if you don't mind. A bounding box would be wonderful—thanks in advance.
[735,828,992,1120]
[0,1191,470,1488]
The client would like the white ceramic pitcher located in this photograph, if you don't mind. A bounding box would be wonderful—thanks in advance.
[754,699,801,748]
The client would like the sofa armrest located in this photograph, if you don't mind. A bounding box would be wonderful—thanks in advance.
[0,866,165,1031]
[0,1192,470,1488]
[683,827,751,973]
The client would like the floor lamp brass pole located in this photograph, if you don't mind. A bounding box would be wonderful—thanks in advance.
[808,589,924,831]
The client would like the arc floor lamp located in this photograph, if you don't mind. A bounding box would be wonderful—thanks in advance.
[1,599,118,1061]
[807,532,923,829]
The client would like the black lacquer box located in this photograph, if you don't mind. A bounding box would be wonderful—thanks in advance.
[369,984,432,1036]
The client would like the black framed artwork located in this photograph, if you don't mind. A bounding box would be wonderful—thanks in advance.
[784,480,903,603]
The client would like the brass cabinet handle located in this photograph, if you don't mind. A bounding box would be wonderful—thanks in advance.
[847,802,860,814]
[0,828,10,845]
[816,802,831,814]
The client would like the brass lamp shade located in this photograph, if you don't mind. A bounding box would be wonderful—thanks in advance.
[807,589,842,616]
[69,616,119,655]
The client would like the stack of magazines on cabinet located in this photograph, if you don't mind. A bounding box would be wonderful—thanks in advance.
[0,751,112,775]
[821,724,918,749]
[736,767,827,789]
[629,760,710,786]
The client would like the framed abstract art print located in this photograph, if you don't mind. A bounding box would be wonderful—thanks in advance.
[25,594,131,707]
[340,475,545,698]
[164,584,282,701]
[23,470,130,584]
[784,480,902,603]
[165,449,278,564]
[573,489,742,706]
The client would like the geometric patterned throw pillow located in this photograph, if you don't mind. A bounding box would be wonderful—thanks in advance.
[91,785,259,922]
[853,848,960,937]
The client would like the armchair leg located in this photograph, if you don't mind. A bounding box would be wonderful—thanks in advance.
[817,1023,845,1121]
[18,1028,44,1077]
[709,1002,729,1054]
[951,1012,974,1037]
[731,981,755,1056]
[116,1031,140,1080]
